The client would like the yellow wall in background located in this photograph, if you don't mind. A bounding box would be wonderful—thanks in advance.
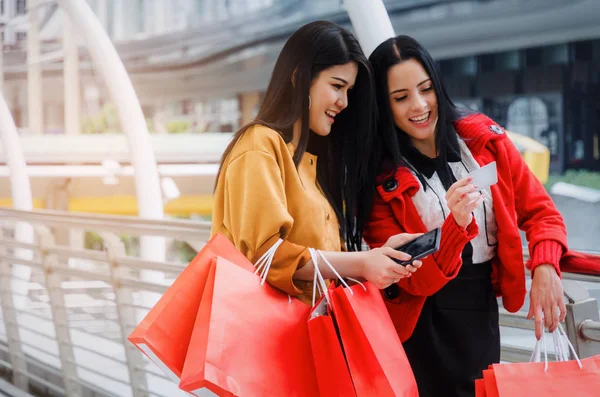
[0,195,213,217]
[0,198,46,209]
[68,195,214,216]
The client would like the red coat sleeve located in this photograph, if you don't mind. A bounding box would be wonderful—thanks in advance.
[364,190,479,297]
[503,138,568,275]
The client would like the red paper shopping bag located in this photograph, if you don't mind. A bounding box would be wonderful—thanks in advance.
[307,296,356,397]
[475,378,487,397]
[482,368,499,397]
[179,257,319,397]
[128,233,253,381]
[491,355,600,396]
[329,282,418,397]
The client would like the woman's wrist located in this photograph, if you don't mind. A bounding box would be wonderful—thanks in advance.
[452,213,471,229]
[356,251,368,279]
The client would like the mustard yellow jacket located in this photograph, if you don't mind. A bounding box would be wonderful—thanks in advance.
[211,125,342,303]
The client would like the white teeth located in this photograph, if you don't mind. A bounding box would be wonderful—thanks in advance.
[325,111,336,118]
[410,112,430,123]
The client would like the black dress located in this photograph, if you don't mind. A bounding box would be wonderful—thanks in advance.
[400,146,500,397]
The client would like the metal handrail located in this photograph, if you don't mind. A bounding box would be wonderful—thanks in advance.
[0,206,597,397]
[581,320,600,343]
[0,207,211,240]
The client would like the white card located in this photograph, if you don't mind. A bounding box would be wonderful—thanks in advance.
[468,161,498,189]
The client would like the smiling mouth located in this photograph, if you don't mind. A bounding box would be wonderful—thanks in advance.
[409,112,430,124]
[325,110,337,122]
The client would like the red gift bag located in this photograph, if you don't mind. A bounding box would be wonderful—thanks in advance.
[475,378,487,397]
[329,281,418,397]
[490,355,600,396]
[482,368,499,397]
[307,296,356,397]
[128,233,254,382]
[179,256,319,397]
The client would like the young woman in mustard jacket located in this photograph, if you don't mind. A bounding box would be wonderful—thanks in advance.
[211,21,422,304]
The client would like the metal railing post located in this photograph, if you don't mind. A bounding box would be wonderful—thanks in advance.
[36,226,83,396]
[563,279,600,358]
[0,231,29,390]
[100,232,149,397]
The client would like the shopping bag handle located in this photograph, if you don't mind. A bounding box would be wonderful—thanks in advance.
[310,248,330,307]
[253,238,293,303]
[308,248,368,307]
[530,323,582,371]
[254,238,284,284]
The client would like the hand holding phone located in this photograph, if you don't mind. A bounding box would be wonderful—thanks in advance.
[392,228,441,266]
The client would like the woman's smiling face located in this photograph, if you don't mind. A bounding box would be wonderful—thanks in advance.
[387,58,438,150]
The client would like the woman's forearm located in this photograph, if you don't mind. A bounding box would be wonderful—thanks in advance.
[293,251,365,281]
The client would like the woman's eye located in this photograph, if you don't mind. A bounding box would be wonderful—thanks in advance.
[333,84,343,90]
[394,96,407,102]
[422,86,433,92]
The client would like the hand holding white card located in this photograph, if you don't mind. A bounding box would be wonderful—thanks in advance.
[468,161,498,189]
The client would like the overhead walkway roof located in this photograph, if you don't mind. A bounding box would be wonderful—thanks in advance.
[3,0,599,100]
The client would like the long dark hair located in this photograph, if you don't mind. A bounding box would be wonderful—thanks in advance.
[217,21,377,251]
[369,35,460,177]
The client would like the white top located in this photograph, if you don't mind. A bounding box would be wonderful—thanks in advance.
[407,140,498,264]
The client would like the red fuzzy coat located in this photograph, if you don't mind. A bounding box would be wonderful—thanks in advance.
[363,113,569,342]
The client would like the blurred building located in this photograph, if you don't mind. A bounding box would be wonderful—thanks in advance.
[1,0,599,217]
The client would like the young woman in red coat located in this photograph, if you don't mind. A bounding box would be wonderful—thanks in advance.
[364,35,569,397]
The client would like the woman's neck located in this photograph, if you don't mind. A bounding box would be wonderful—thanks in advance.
[292,120,301,148]
[411,136,437,158]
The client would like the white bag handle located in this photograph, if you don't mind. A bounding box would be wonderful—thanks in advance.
[530,323,582,371]
[314,249,367,293]
[308,248,369,307]
[254,238,283,283]
[310,248,330,307]
[253,238,292,303]
[557,323,582,368]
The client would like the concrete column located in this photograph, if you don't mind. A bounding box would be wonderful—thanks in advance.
[151,0,167,35]
[27,0,44,134]
[95,0,109,33]
[204,0,219,22]
[69,229,85,251]
[57,0,166,275]
[0,94,34,309]
[45,103,63,134]
[64,16,80,135]
[112,0,127,40]
[45,178,71,247]
[0,37,4,94]
[239,91,261,126]
[344,0,395,57]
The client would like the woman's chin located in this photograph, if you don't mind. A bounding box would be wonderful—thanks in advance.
[311,126,332,137]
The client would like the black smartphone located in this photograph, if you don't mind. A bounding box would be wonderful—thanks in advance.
[392,228,441,266]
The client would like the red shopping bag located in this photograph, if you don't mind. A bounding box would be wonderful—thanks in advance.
[475,378,487,397]
[490,355,600,396]
[179,257,319,397]
[329,282,418,397]
[128,234,253,381]
[308,297,356,397]
[482,368,499,397]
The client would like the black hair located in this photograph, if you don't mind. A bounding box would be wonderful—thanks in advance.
[369,35,460,183]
